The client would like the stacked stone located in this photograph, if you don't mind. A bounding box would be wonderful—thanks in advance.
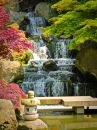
[21,91,40,121]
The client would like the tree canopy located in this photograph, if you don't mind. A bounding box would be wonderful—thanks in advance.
[42,0,97,50]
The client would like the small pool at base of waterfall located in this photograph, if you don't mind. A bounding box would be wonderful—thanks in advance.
[39,114,97,130]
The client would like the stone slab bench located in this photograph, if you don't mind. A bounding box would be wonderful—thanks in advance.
[36,96,97,114]
[62,96,97,114]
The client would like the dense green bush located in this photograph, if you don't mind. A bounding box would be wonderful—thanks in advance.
[42,0,97,50]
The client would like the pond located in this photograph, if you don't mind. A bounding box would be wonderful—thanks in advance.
[39,114,97,130]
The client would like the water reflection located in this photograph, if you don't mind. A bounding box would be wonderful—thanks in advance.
[1,114,97,130]
[39,114,97,130]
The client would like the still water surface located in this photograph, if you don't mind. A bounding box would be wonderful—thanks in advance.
[39,114,97,130]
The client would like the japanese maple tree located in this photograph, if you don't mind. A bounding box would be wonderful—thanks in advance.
[0,5,33,59]
[0,80,27,110]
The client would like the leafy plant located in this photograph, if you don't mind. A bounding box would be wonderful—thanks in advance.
[42,0,97,50]
[51,0,80,13]
[11,50,31,64]
[0,5,34,59]
[0,80,27,110]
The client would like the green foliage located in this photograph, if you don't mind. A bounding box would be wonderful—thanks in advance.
[11,50,31,64]
[44,0,60,4]
[75,0,97,12]
[77,0,90,4]
[69,19,97,50]
[51,0,80,13]
[42,11,86,37]
[42,0,97,50]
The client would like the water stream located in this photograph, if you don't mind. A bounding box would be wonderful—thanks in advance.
[20,11,97,97]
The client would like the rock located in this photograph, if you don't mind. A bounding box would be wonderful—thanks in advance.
[35,2,50,20]
[18,119,48,130]
[19,0,42,12]
[8,9,25,24]
[75,42,97,79]
[43,60,58,71]
[0,99,17,129]
[0,60,24,83]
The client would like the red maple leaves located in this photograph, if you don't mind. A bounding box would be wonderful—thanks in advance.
[0,80,27,109]
[0,6,34,58]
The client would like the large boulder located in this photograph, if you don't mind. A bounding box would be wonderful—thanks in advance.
[0,60,24,83]
[75,42,97,79]
[0,99,17,129]
[43,60,58,71]
[35,2,50,20]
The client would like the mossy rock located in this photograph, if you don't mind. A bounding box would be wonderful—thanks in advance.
[43,60,58,71]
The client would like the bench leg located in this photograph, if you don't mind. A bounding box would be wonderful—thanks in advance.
[73,106,84,114]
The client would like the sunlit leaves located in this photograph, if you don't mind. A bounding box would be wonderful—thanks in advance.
[8,22,19,29]
[42,0,97,50]
[42,11,86,37]
[69,19,97,50]
[51,0,80,13]
[75,1,97,12]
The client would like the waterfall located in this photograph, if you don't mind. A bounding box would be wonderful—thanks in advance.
[54,39,71,59]
[73,84,79,96]
[21,11,75,96]
[25,11,46,36]
[20,11,97,97]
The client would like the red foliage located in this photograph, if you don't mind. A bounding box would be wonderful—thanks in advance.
[0,80,27,110]
[0,6,9,29]
[0,6,34,58]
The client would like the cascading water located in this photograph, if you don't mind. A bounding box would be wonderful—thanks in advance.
[25,12,46,36]
[21,53,75,96]
[20,11,97,97]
